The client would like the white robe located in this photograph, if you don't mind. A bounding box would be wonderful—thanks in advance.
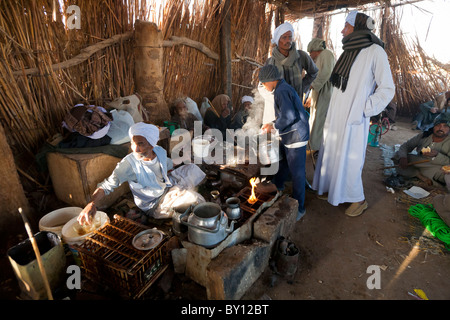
[312,44,395,206]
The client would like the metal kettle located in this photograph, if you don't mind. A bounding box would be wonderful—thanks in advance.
[178,202,234,248]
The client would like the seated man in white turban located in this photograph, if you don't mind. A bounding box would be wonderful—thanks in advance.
[77,122,205,225]
[230,95,254,129]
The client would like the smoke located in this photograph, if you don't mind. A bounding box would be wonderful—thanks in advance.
[241,87,264,134]
[233,88,266,161]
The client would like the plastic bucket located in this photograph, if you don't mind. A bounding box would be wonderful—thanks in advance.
[61,211,110,265]
[368,131,379,147]
[39,207,82,238]
[7,231,66,300]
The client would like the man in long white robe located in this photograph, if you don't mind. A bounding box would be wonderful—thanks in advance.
[312,10,395,217]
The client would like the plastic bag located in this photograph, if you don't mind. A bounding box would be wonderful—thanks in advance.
[106,94,145,123]
[200,97,212,118]
[185,97,203,121]
[107,109,135,145]
[155,186,205,219]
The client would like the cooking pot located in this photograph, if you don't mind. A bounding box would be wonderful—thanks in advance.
[259,140,281,165]
[172,206,189,237]
[225,197,241,220]
[179,202,234,248]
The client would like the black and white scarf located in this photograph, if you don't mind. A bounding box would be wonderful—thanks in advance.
[330,30,385,92]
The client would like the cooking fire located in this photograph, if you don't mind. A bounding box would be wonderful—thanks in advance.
[247,177,257,204]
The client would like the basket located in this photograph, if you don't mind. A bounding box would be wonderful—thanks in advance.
[73,214,170,299]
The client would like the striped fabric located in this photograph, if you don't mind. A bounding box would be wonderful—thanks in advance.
[330,30,384,92]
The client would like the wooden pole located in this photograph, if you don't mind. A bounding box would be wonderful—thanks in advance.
[312,16,325,39]
[134,20,170,125]
[380,159,430,170]
[220,0,232,99]
[12,31,133,77]
[0,122,31,241]
[275,7,284,27]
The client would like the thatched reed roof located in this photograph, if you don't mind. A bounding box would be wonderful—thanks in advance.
[267,0,378,18]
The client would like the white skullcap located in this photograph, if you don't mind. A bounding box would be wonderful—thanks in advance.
[345,10,358,27]
[241,96,254,104]
[271,22,294,45]
[129,122,159,147]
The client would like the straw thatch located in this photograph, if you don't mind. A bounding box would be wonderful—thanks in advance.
[0,0,274,190]
[0,0,449,194]
[380,5,449,116]
[0,0,137,162]
[161,0,273,113]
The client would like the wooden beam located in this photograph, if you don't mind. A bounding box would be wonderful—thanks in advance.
[11,31,219,78]
[275,6,285,27]
[162,36,219,60]
[12,31,133,77]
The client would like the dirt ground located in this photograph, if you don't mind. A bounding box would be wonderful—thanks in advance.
[1,117,449,301]
[243,116,450,300]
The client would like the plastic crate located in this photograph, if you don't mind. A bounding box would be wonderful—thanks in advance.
[74,214,169,299]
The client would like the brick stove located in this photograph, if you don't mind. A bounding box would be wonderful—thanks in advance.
[179,181,299,300]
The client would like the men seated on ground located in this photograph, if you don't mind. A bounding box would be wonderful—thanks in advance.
[203,94,232,137]
[394,114,450,190]
[412,91,450,131]
[385,100,398,131]
[230,95,254,130]
[170,97,207,135]
[77,122,205,225]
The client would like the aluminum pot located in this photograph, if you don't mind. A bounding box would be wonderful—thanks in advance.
[181,202,234,248]
[172,206,189,237]
[259,140,282,165]
[225,197,241,220]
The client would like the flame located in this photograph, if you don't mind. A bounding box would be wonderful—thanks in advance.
[248,177,257,204]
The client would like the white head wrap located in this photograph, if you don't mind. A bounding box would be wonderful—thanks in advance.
[129,122,159,147]
[271,22,294,45]
[241,96,254,104]
[345,10,358,27]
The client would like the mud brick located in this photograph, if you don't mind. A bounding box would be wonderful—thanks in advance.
[206,240,270,300]
[253,195,298,246]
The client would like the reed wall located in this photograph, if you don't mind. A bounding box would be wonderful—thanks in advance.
[0,0,448,191]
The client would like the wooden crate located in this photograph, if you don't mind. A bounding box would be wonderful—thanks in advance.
[47,152,130,209]
[74,215,170,299]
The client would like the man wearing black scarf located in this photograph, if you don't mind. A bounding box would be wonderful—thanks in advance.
[312,10,395,217]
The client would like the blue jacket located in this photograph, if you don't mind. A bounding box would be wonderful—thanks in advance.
[274,79,310,145]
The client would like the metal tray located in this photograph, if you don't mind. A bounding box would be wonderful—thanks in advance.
[132,229,164,250]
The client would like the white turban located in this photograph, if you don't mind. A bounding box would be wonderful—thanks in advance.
[271,22,294,45]
[129,122,159,147]
[241,96,254,104]
[345,10,358,27]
